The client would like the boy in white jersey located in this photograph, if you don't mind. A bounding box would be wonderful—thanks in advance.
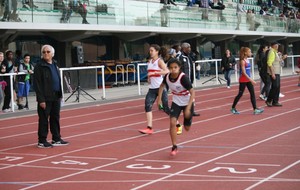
[158,58,195,156]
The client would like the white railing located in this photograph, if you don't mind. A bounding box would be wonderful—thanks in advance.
[59,65,106,101]
[136,55,300,96]
[0,65,105,112]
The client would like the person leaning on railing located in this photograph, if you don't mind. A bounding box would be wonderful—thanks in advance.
[16,54,34,110]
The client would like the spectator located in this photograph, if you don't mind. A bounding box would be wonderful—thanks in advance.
[221,49,236,88]
[277,46,288,98]
[265,42,283,107]
[187,0,195,7]
[161,47,177,65]
[246,9,261,31]
[172,44,182,58]
[1,50,16,112]
[60,0,89,24]
[0,0,18,22]
[178,42,200,116]
[255,44,270,100]
[34,44,69,148]
[17,54,34,110]
[160,0,176,27]
[209,0,226,21]
[14,49,22,68]
[161,0,176,6]
[22,0,38,9]
[0,52,6,108]
[199,0,210,20]
[236,0,246,30]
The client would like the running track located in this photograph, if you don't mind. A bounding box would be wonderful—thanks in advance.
[0,76,299,190]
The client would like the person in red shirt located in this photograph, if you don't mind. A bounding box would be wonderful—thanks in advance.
[231,47,264,115]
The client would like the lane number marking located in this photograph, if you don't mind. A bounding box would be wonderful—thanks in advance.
[208,167,257,174]
[51,160,88,165]
[126,164,171,170]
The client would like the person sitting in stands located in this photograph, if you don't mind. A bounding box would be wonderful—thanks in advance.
[59,0,89,24]
[22,0,38,9]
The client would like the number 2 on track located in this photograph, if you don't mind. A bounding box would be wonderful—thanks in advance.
[208,167,257,174]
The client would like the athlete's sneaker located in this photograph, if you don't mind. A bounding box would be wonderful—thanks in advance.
[231,108,240,114]
[139,128,153,135]
[279,93,285,98]
[170,146,178,156]
[51,139,69,146]
[253,108,264,115]
[259,94,266,101]
[37,141,53,148]
[176,124,183,135]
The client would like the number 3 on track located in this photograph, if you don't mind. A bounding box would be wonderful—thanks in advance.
[126,164,171,170]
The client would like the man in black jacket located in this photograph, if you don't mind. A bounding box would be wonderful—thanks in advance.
[34,44,69,148]
[178,42,200,116]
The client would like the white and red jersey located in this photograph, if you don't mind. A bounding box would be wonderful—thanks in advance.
[166,72,190,106]
[147,58,163,89]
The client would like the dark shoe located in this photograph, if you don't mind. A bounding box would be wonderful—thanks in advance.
[193,112,200,116]
[18,104,24,110]
[52,139,69,146]
[272,102,282,107]
[37,141,53,148]
[265,101,272,107]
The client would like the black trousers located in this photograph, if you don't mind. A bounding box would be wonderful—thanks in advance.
[259,71,271,97]
[37,99,61,143]
[232,82,257,110]
[267,74,280,104]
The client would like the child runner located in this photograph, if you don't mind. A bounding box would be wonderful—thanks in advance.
[139,44,170,135]
[231,47,264,115]
[158,58,195,156]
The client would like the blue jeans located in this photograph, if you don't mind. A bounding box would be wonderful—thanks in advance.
[224,69,233,87]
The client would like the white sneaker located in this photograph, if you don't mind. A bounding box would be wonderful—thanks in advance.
[259,94,266,100]
[227,86,230,89]
[279,93,285,98]
[3,109,11,113]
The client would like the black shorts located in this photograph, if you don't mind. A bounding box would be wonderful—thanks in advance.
[170,102,194,127]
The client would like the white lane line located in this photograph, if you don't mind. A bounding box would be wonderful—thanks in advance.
[0,96,266,151]
[1,79,297,128]
[131,126,300,190]
[18,109,300,190]
[135,159,195,164]
[63,156,117,161]
[215,162,281,167]
[244,160,300,190]
[0,152,47,157]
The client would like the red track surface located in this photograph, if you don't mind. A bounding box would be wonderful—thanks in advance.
[0,76,299,190]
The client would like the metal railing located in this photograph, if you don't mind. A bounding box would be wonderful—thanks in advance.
[0,65,105,112]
